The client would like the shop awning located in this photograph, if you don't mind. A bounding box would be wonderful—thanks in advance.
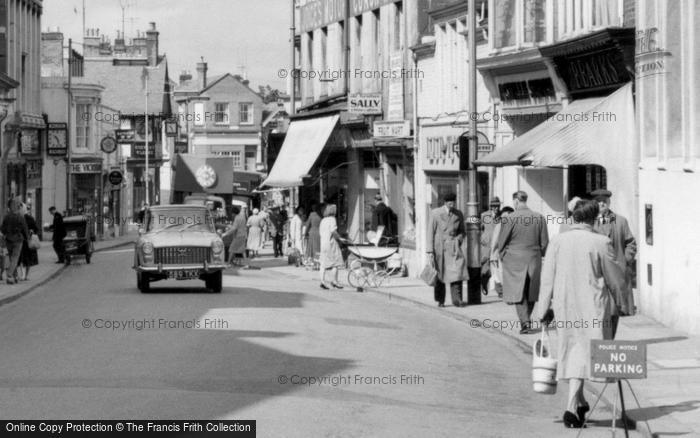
[475,83,634,167]
[262,115,339,187]
[174,154,235,194]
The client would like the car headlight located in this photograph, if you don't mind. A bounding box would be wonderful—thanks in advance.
[142,242,154,255]
[212,240,224,254]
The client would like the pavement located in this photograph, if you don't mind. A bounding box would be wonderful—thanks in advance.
[0,231,137,308]
[267,259,700,438]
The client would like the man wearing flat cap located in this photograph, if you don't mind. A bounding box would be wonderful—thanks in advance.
[480,197,501,294]
[592,189,637,332]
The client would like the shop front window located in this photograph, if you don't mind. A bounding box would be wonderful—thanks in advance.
[568,165,607,198]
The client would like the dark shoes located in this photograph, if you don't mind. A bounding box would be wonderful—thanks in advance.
[320,283,330,290]
[331,283,343,289]
[453,301,467,307]
[563,411,584,428]
[577,403,590,423]
[437,303,445,308]
[519,322,532,335]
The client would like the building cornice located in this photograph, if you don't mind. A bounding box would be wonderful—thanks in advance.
[410,41,436,59]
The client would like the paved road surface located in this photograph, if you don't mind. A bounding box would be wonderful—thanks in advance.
[0,249,634,437]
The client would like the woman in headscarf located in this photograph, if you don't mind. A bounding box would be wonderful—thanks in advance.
[319,204,344,289]
[246,208,264,258]
[19,202,39,281]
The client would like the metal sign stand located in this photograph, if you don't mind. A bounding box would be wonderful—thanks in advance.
[576,379,652,438]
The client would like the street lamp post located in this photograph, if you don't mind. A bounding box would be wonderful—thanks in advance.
[144,70,150,206]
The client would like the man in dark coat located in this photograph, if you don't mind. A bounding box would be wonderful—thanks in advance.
[48,206,66,263]
[426,192,468,308]
[371,194,397,244]
[1,199,29,284]
[497,191,549,334]
[592,189,637,336]
[268,206,286,258]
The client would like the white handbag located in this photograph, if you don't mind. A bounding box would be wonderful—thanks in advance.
[532,328,558,394]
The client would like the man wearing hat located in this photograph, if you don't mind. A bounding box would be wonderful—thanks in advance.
[480,197,501,294]
[592,189,637,330]
[371,193,397,245]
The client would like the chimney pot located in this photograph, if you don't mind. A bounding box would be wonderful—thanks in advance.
[149,22,156,31]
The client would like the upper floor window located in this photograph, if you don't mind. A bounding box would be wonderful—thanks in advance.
[76,103,91,149]
[239,103,253,124]
[214,102,229,125]
[491,0,550,50]
[523,0,546,43]
[231,151,242,168]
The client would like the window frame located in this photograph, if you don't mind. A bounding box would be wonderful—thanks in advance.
[214,102,229,125]
[239,102,253,125]
[75,103,91,149]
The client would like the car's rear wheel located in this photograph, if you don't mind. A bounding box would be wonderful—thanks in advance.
[205,271,222,293]
[137,272,150,293]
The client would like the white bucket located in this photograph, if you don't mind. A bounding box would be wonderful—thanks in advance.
[532,330,557,394]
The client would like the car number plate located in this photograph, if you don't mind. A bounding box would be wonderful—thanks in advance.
[170,270,199,280]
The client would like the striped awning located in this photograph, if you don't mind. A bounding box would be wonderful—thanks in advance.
[475,83,634,167]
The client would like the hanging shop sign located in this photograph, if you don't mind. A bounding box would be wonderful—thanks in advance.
[348,93,382,115]
[20,130,40,155]
[71,162,102,174]
[165,120,178,137]
[108,170,124,186]
[174,141,188,154]
[132,143,156,159]
[100,136,118,154]
[47,123,68,156]
[115,129,135,143]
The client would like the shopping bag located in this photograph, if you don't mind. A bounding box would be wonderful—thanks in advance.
[28,233,41,250]
[420,262,438,287]
[532,328,557,394]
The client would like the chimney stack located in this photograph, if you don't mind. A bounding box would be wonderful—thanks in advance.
[146,21,159,66]
[196,57,208,89]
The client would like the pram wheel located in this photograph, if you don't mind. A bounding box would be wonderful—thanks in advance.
[348,266,373,289]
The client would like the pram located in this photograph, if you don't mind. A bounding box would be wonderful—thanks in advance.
[344,226,401,289]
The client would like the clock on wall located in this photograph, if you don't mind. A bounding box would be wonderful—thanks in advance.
[195,164,217,188]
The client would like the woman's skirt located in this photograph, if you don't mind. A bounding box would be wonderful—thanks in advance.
[21,240,39,267]
[306,230,321,258]
[246,227,263,251]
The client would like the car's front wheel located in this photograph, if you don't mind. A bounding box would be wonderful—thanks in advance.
[137,271,150,293]
[205,271,222,293]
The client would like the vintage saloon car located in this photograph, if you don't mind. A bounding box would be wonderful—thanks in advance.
[133,204,227,292]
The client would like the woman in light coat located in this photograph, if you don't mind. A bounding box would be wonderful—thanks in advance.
[535,199,626,429]
[319,204,344,290]
[246,208,264,258]
[288,207,305,254]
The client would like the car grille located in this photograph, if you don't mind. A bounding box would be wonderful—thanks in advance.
[154,247,211,265]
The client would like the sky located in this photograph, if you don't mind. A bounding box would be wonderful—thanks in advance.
[43,0,292,91]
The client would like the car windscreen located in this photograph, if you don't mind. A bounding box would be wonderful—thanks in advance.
[146,209,215,232]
